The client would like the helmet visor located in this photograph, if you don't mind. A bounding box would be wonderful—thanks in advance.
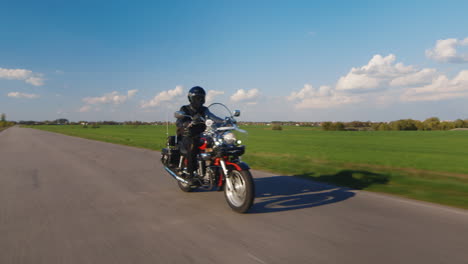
[190,94,205,108]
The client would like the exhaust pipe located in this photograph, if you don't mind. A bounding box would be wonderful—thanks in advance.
[164,166,190,184]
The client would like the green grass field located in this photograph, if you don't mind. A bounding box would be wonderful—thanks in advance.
[26,125,468,209]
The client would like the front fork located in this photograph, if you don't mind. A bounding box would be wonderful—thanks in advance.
[220,159,234,191]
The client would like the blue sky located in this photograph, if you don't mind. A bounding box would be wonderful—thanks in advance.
[1,0,468,122]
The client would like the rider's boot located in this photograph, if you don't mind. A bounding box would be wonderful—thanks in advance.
[181,168,195,185]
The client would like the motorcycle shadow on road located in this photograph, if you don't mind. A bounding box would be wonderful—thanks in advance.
[250,170,389,214]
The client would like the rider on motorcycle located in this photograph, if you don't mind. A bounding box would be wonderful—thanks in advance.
[176,86,209,182]
[166,87,254,213]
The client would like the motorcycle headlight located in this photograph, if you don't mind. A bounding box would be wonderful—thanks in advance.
[223,132,236,145]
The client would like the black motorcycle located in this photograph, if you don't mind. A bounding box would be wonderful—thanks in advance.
[161,103,255,213]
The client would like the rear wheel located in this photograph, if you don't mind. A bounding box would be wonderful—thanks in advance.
[224,170,255,213]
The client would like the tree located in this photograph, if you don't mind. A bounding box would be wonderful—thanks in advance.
[331,122,346,131]
[390,119,419,131]
[415,120,424,130]
[423,117,440,131]
[440,121,455,130]
[1,113,5,122]
[271,124,282,130]
[371,122,381,131]
[389,120,401,131]
[321,122,345,131]
[454,119,465,128]
[378,123,390,131]
[322,122,333,131]
[55,118,69,125]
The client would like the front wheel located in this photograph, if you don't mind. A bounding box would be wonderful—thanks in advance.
[224,170,255,213]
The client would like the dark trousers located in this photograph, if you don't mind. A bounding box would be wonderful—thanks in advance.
[180,136,200,176]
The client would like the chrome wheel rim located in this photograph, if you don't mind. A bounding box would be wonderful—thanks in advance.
[226,171,247,207]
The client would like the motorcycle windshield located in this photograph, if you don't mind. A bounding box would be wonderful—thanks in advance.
[207,103,231,123]
[207,103,247,134]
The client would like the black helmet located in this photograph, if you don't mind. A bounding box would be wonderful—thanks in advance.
[188,86,206,109]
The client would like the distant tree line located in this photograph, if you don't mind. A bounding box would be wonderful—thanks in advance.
[269,121,322,126]
[16,119,170,126]
[322,117,468,131]
[321,122,346,131]
[10,116,468,131]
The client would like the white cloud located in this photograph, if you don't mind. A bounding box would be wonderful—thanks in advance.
[287,84,313,100]
[25,76,45,86]
[140,86,184,108]
[82,90,138,105]
[0,67,45,86]
[294,95,362,109]
[389,68,438,87]
[206,90,224,104]
[401,70,468,102]
[336,72,381,91]
[426,38,468,63]
[7,92,40,99]
[288,51,468,109]
[288,55,437,110]
[352,54,414,78]
[127,89,138,97]
[230,89,260,102]
[288,84,362,109]
[287,84,331,100]
[57,110,68,115]
[78,105,93,112]
[79,90,138,113]
[336,54,434,91]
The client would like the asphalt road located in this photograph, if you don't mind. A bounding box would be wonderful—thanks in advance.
[1,126,467,264]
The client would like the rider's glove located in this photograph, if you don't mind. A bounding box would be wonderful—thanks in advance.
[192,115,202,124]
[183,126,193,137]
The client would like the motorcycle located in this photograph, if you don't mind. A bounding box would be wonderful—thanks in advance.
[161,103,255,213]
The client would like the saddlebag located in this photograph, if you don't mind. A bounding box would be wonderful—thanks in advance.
[161,147,180,167]
[167,136,180,147]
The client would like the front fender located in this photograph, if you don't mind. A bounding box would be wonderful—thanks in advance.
[226,161,250,171]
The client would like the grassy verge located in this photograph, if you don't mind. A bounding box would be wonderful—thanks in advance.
[243,153,468,209]
[25,125,468,209]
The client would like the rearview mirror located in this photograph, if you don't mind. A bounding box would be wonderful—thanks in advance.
[233,110,241,117]
[174,111,187,119]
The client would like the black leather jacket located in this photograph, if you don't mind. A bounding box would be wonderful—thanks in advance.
[176,105,208,137]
